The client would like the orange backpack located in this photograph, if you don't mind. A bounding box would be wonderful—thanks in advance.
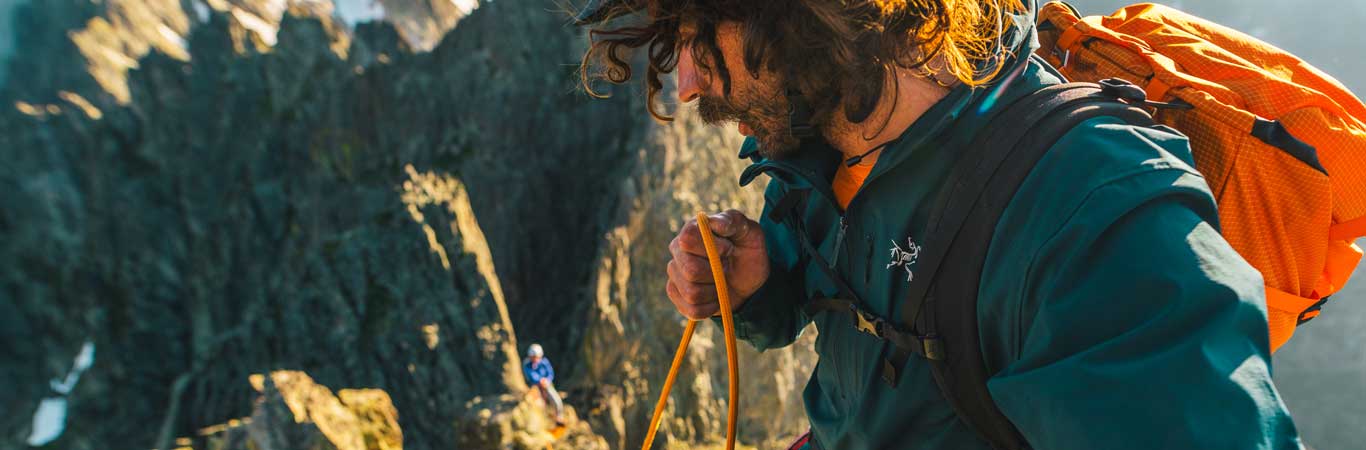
[1035,2,1366,352]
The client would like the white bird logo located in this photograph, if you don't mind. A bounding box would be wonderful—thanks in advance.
[886,237,921,282]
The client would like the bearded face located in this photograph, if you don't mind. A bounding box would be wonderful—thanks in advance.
[679,21,807,158]
[697,84,803,157]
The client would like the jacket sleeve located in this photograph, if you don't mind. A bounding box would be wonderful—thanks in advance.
[543,359,554,383]
[986,167,1302,449]
[712,181,814,352]
[523,362,538,384]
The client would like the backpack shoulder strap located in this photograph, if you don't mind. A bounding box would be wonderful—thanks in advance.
[900,79,1156,450]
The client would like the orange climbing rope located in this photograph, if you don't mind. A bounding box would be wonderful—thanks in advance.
[640,212,740,450]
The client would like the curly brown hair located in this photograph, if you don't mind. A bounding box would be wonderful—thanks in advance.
[579,0,1025,123]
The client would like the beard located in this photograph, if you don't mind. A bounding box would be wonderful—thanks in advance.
[698,91,803,158]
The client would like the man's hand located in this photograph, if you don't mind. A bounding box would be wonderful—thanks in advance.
[539,378,551,388]
[666,210,770,320]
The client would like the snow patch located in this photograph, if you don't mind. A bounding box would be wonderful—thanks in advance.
[26,341,95,447]
[192,0,211,22]
[334,0,385,26]
[26,399,68,446]
[450,0,478,15]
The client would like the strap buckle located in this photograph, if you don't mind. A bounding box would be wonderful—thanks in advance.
[851,304,885,337]
[847,304,945,361]
[1098,77,1192,110]
[1297,296,1332,325]
[919,335,945,361]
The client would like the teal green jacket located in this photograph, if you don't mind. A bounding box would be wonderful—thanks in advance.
[724,22,1301,450]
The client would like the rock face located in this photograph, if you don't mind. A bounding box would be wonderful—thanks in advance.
[456,391,607,450]
[0,0,348,106]
[0,0,817,449]
[0,9,524,446]
[202,371,404,450]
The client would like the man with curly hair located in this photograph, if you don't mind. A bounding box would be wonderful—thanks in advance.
[578,1,1302,448]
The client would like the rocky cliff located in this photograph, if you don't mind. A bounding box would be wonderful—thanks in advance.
[0,0,816,449]
[0,10,528,447]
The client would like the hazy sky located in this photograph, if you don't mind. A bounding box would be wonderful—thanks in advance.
[1075,0,1366,93]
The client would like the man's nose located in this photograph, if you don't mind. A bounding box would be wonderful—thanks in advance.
[676,46,702,103]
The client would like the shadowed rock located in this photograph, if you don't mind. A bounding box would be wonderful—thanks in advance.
[0,1,817,449]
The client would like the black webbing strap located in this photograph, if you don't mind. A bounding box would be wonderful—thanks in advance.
[1251,117,1327,175]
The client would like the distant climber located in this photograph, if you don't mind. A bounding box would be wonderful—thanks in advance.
[523,343,564,425]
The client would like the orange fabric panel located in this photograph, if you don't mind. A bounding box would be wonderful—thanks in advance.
[1265,241,1362,354]
[1331,217,1366,241]
[1043,2,1366,224]
[833,162,873,210]
[1316,240,1364,299]
[1265,286,1317,353]
[1036,1,1366,351]
[1275,94,1366,225]
[1164,90,1334,299]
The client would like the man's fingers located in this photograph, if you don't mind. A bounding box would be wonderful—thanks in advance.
[667,211,755,321]
[666,278,682,304]
[666,274,719,307]
[666,280,720,319]
[677,219,735,258]
[676,278,719,306]
[668,255,716,284]
[684,303,720,320]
